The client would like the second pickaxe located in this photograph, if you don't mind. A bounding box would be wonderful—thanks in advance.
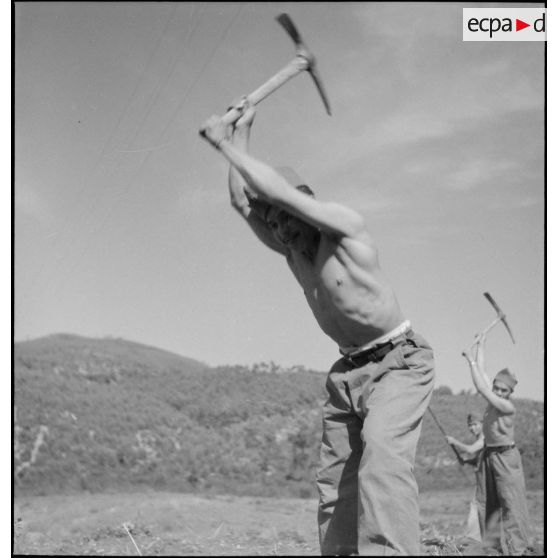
[469,292,516,351]
[428,407,465,466]
[219,13,331,126]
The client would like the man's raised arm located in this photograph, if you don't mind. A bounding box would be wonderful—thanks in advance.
[200,113,367,241]
[466,335,514,415]
[226,103,288,255]
[227,102,253,218]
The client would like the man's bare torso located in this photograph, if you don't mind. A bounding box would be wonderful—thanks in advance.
[200,102,407,351]
[287,232,405,348]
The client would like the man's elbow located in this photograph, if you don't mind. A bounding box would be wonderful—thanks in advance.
[229,196,243,209]
[229,197,250,217]
[348,214,367,237]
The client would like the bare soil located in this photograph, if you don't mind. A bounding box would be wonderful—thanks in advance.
[13,489,544,555]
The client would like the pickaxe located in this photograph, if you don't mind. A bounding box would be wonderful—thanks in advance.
[218,13,331,126]
[427,407,465,466]
[469,292,516,351]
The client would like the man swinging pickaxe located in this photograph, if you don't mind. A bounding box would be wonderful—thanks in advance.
[429,293,515,471]
[197,15,439,555]
[214,13,331,127]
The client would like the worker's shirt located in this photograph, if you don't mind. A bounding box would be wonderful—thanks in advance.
[483,404,515,446]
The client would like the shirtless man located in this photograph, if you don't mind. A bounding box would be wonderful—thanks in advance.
[199,101,435,556]
[462,333,533,555]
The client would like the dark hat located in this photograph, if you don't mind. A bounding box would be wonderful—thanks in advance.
[494,368,518,390]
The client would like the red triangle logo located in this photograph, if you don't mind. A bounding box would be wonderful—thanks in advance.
[516,19,530,31]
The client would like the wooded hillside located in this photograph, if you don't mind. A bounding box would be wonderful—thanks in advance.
[14,334,544,497]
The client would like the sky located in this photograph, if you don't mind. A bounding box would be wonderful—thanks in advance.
[13,2,546,401]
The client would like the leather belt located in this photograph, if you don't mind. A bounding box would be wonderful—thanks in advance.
[484,444,515,454]
[341,329,415,368]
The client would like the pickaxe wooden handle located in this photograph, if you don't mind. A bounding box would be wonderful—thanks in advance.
[428,408,465,465]
[220,13,331,126]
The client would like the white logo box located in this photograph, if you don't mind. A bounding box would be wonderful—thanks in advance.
[463,8,546,41]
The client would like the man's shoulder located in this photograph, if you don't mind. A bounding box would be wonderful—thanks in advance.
[331,230,379,260]
[489,400,515,417]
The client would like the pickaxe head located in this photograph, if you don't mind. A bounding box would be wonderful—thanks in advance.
[483,292,516,344]
[275,13,332,115]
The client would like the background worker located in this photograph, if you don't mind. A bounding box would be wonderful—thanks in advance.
[199,100,435,556]
[462,333,533,555]
[445,411,484,542]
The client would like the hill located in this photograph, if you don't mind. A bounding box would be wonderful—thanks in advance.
[14,334,544,497]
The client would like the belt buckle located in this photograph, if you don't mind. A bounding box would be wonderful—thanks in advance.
[343,337,396,368]
[375,340,393,360]
[345,351,370,368]
[345,354,356,367]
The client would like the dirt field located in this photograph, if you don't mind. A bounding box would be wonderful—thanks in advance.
[13,489,544,556]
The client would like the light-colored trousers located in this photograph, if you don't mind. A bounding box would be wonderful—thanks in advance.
[465,497,482,542]
[476,447,533,555]
[317,331,434,556]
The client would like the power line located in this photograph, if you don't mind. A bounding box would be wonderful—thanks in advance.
[94,4,182,169]
[118,2,208,155]
[18,3,194,310]
[19,4,181,306]
[34,4,244,305]
[59,2,209,256]
[78,3,245,254]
